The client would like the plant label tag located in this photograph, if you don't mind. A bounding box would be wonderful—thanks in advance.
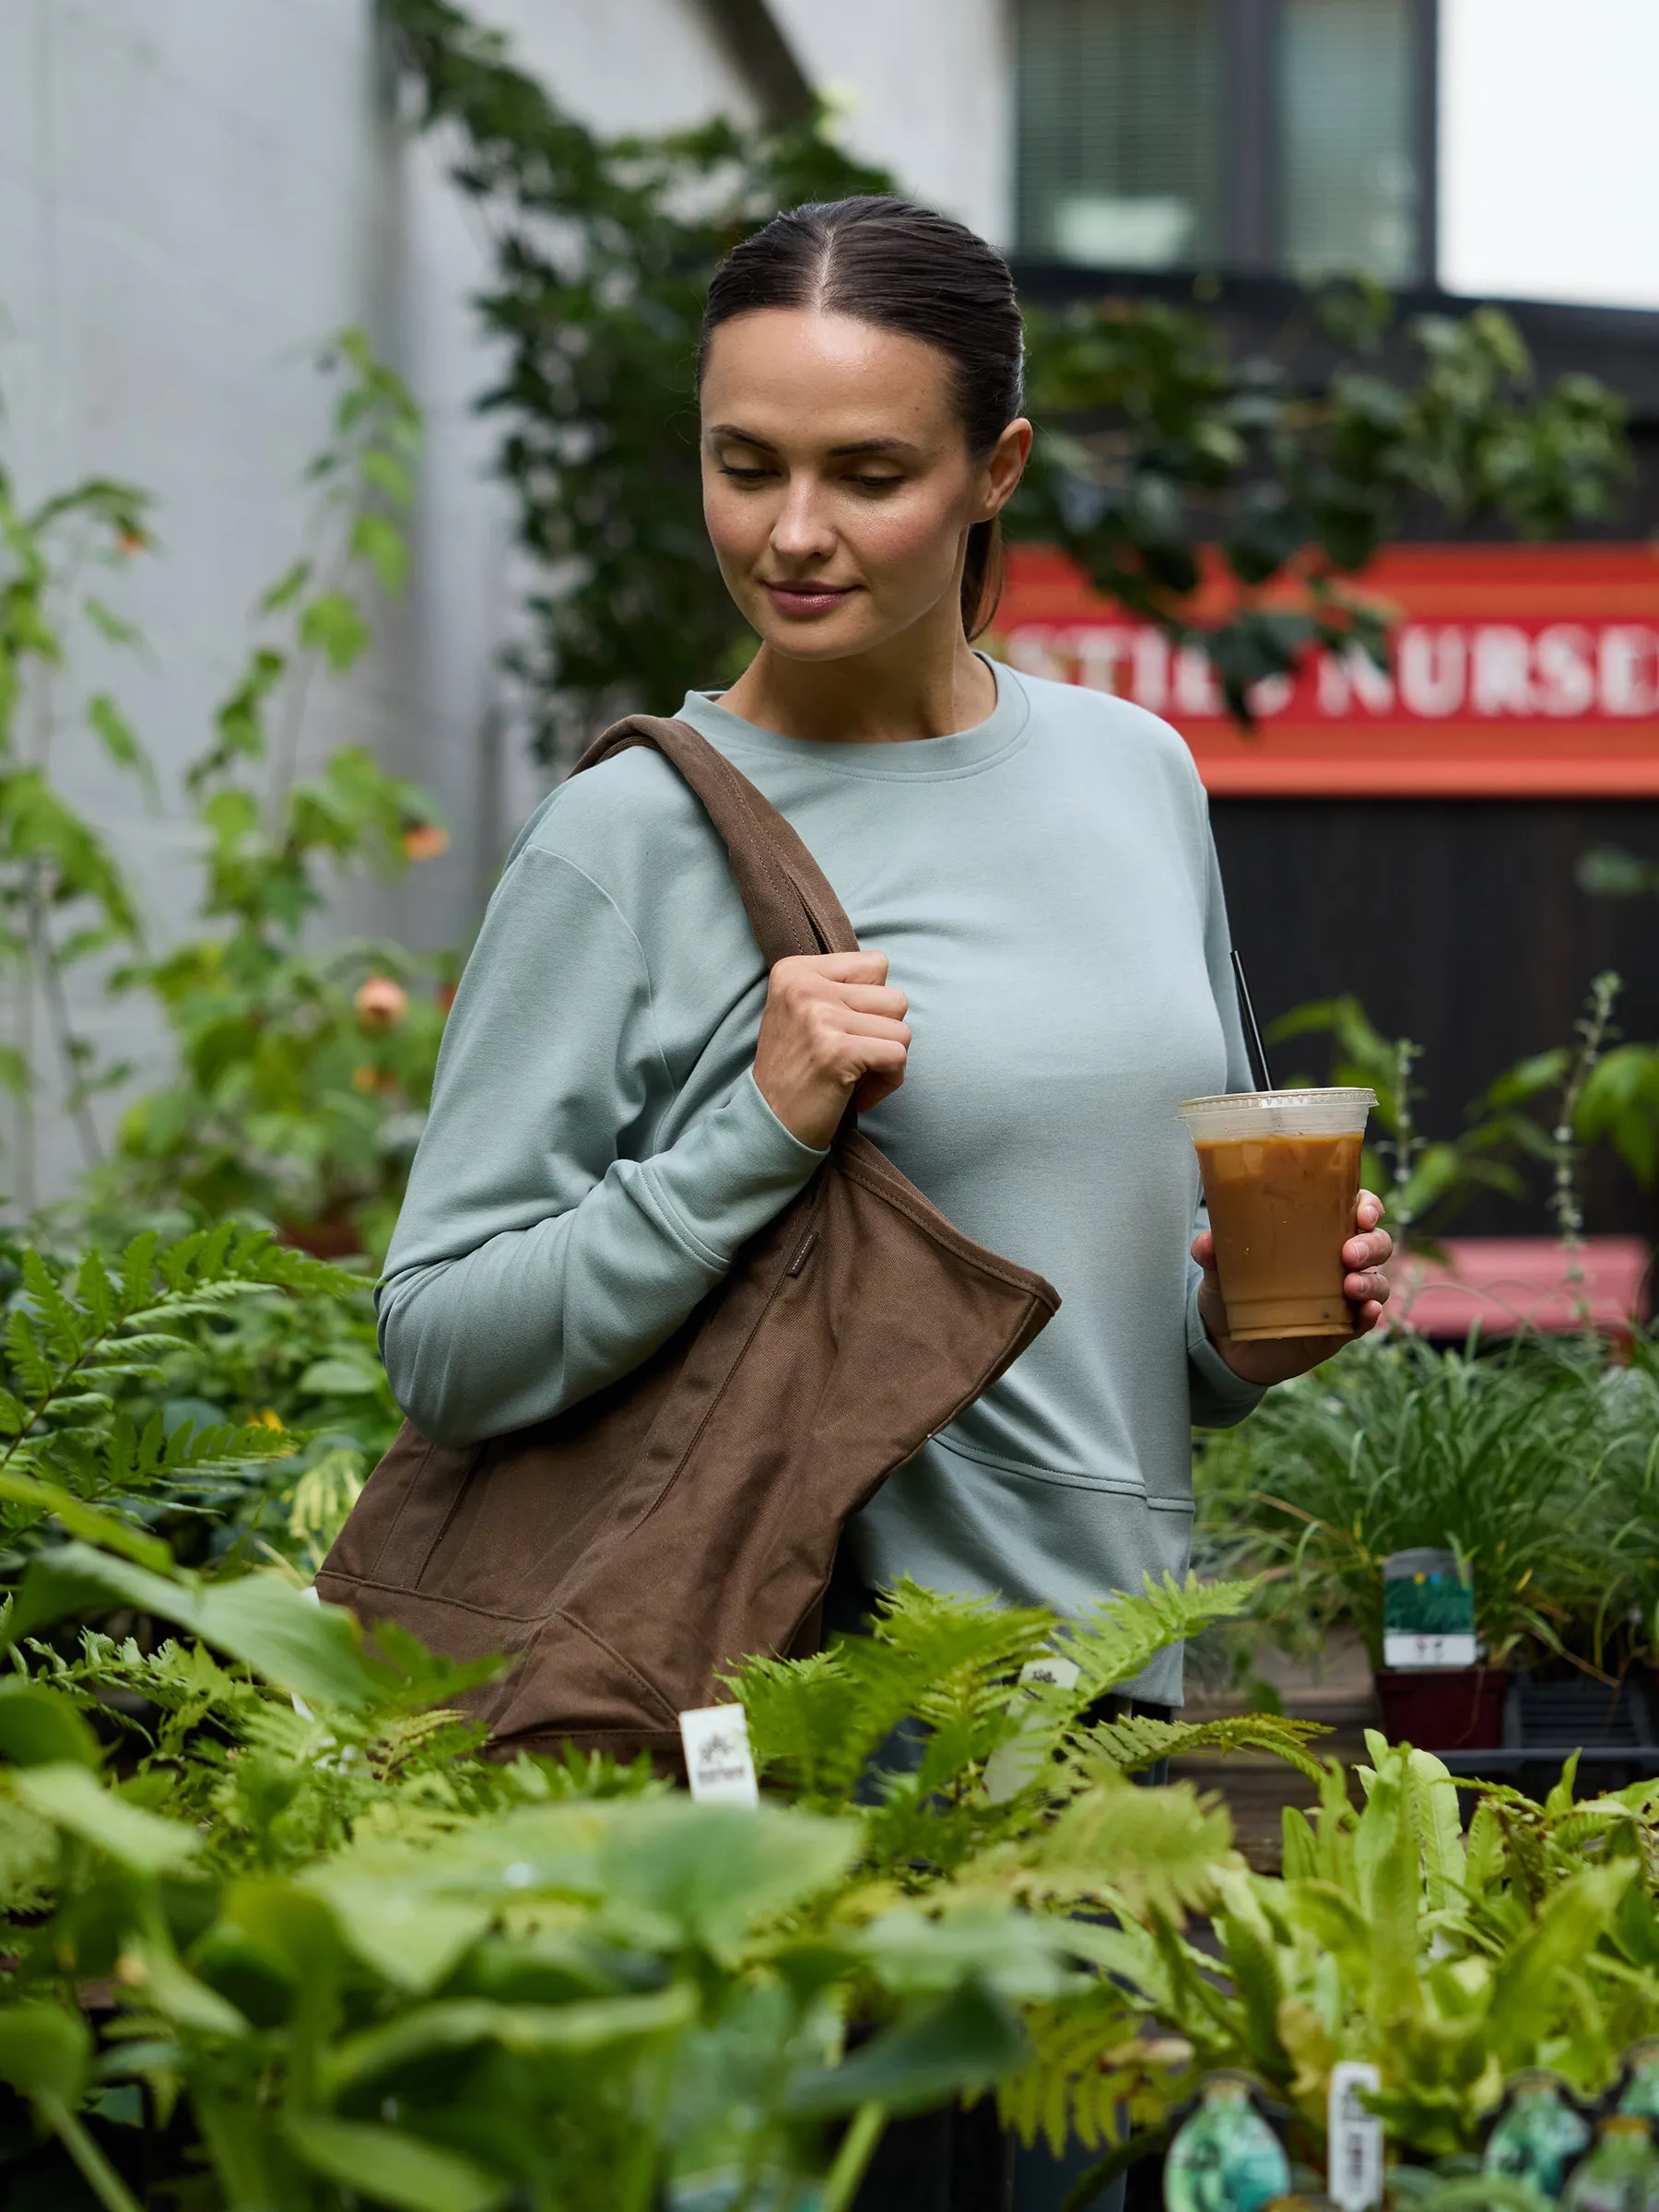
[983,1655,1083,1803]
[1382,1548,1476,1671]
[1382,1631,1477,1669]
[1328,2061,1382,2211]
[678,1704,759,1807]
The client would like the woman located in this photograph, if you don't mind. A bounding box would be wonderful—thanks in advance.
[378,194,1392,1707]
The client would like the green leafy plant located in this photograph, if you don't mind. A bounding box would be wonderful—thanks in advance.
[0,1223,359,1588]
[0,1231,1262,2212]
[1016,288,1631,720]
[1265,993,1571,1243]
[0,448,154,1206]
[1192,1330,1615,1670]
[93,331,454,1263]
[1006,1737,1659,2197]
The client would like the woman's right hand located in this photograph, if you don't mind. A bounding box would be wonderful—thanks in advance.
[752,951,911,1149]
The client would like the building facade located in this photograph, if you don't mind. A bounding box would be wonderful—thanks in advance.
[2,0,1656,1215]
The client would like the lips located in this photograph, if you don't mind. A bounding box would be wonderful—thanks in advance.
[762,581,856,618]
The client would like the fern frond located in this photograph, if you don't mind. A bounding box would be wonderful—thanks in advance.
[997,1998,1194,2160]
[959,1775,1240,1923]
[1072,1711,1328,1783]
[1061,1572,1262,1700]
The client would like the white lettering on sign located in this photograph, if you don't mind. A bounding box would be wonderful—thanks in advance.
[1535,624,1597,716]
[1601,626,1659,715]
[1006,618,1659,724]
[678,1704,759,1807]
[1397,626,1465,716]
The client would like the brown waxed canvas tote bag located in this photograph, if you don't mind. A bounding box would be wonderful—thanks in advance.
[316,714,1060,1763]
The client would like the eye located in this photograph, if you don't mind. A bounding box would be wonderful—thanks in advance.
[717,460,775,483]
[847,474,904,494]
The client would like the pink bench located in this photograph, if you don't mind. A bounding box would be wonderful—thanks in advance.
[1390,1236,1652,1337]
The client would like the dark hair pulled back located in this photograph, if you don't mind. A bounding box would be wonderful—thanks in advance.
[699,195,1024,640]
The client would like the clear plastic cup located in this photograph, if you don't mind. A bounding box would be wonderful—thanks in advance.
[1177,1088,1377,1340]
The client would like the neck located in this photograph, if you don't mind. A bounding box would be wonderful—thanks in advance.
[719,608,997,745]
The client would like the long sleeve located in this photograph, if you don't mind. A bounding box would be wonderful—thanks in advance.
[377,843,824,1446]
[1185,825,1268,1430]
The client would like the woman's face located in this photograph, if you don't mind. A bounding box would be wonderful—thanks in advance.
[700,309,1030,664]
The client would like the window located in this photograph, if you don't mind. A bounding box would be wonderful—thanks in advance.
[1014,0,1434,285]
[1015,0,1224,269]
[1279,0,1423,283]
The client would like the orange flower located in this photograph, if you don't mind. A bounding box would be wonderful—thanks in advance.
[116,527,147,557]
[354,975,407,1027]
[401,822,450,862]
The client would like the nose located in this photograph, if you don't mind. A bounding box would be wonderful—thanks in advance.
[769,474,836,568]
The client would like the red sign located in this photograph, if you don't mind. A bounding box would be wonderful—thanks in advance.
[992,542,1659,795]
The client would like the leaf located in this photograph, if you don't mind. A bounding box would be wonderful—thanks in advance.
[788,1982,1026,2117]
[299,591,371,673]
[88,692,156,801]
[14,1761,201,1872]
[82,595,140,645]
[7,1544,372,1710]
[0,1471,175,1575]
[604,1798,859,1959]
[1079,1711,1327,1783]
[298,1356,383,1396]
[122,1940,250,2036]
[306,1874,493,1996]
[1486,1862,1636,2067]
[351,511,409,596]
[0,2002,90,2109]
[0,1678,103,1767]
[259,558,313,614]
[285,2118,508,2212]
[324,1989,696,2096]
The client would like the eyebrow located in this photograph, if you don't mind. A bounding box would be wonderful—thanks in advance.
[706,423,923,460]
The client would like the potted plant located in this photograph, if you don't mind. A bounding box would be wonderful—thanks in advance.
[1194,1329,1610,1747]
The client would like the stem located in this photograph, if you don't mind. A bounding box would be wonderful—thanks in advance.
[40,2097,145,2212]
[30,882,105,1169]
[1386,1036,1421,1236]
[1550,971,1621,1327]
[819,2102,888,2212]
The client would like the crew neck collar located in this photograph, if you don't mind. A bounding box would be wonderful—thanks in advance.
[676,655,1031,782]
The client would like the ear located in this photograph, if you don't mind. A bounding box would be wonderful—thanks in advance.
[974,418,1033,523]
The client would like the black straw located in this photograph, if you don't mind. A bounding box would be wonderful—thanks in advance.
[1230,948,1275,1094]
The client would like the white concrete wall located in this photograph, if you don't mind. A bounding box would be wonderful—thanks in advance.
[774,0,1014,245]
[0,0,755,1198]
[1440,0,1659,310]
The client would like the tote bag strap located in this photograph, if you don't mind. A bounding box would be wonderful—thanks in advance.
[574,713,859,967]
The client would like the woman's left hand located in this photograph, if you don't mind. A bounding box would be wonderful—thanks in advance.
[1192,1188,1394,1388]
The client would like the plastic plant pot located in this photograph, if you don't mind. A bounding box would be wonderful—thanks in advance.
[1373,1665,1511,1750]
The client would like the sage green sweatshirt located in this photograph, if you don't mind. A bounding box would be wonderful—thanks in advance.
[378,662,1263,1701]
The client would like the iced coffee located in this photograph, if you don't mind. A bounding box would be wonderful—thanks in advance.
[1177,1088,1376,1341]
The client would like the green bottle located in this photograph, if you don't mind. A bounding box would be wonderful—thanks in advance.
[1164,2074,1292,2212]
[1560,2115,1659,2212]
[1484,2072,1594,2202]
[1618,2042,1659,2124]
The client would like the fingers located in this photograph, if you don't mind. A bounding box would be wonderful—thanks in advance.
[1190,1230,1216,1269]
[1344,1268,1391,1308]
[783,950,890,987]
[1356,1188,1386,1230]
[836,983,911,1021]
[1342,1226,1394,1270]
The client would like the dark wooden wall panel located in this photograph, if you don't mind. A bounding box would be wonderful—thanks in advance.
[1210,799,1659,1238]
